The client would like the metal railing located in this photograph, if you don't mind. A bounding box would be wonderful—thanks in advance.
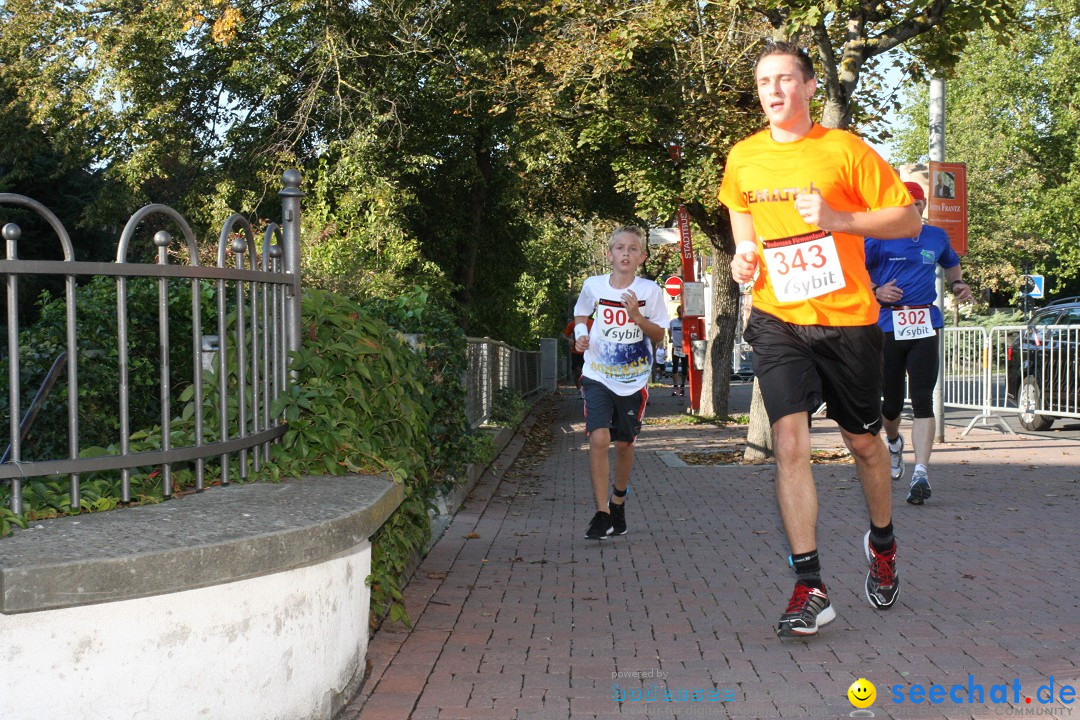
[941,324,1080,435]
[465,337,542,427]
[1,171,304,515]
[1,352,67,465]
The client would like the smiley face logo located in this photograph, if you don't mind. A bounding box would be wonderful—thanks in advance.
[847,678,876,708]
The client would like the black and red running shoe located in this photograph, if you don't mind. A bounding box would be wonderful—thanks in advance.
[864,532,900,609]
[776,582,836,638]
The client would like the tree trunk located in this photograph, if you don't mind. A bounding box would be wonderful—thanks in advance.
[744,378,773,461]
[459,126,493,332]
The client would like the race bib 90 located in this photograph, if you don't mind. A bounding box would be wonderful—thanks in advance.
[763,230,846,302]
[596,299,643,344]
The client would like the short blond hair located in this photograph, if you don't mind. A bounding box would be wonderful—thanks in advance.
[608,225,646,250]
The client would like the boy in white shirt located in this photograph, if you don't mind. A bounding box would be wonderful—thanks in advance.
[573,226,669,539]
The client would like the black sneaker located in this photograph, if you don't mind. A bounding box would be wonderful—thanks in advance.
[864,531,900,609]
[608,500,627,535]
[585,511,614,540]
[776,583,836,638]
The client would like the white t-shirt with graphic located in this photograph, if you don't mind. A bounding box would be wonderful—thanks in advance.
[669,318,685,357]
[573,275,670,396]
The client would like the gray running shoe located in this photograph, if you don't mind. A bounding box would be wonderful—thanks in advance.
[888,435,905,480]
[907,468,932,505]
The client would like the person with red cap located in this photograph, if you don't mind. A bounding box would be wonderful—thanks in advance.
[865,180,974,505]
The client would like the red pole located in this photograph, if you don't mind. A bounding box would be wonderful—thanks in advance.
[676,205,703,412]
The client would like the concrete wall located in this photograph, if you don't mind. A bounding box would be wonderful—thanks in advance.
[0,475,403,720]
[0,543,370,720]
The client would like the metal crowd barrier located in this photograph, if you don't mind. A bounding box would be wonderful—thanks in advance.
[1,171,304,515]
[941,325,1080,435]
[464,337,542,427]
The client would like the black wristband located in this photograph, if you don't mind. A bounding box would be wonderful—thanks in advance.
[950,280,965,289]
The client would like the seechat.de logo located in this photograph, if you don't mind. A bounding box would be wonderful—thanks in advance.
[890,676,1077,708]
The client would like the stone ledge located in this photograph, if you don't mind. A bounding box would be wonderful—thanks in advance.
[0,474,402,615]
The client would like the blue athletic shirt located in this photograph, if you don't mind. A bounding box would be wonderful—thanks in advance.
[864,224,960,333]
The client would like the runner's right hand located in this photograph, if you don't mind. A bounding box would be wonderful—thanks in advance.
[730,250,758,283]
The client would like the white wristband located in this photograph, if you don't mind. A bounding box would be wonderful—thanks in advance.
[735,241,757,255]
[574,323,589,339]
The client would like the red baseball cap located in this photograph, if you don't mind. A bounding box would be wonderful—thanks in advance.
[903,181,925,201]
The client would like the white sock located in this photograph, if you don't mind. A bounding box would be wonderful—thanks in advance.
[888,436,902,452]
[914,463,927,476]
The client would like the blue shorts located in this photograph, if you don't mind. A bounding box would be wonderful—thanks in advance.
[581,377,648,443]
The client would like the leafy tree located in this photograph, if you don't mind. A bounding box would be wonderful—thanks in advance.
[890,0,1080,301]
[1,0,590,346]
[0,53,116,329]
[497,0,769,416]
[749,0,1020,132]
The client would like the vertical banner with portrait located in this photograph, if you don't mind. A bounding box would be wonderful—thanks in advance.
[928,161,968,256]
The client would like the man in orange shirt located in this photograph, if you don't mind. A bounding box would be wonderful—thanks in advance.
[718,41,921,639]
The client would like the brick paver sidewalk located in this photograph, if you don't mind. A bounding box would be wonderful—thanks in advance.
[342,385,1080,719]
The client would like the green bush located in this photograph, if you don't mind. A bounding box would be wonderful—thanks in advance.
[266,287,488,625]
[345,288,482,626]
[489,387,526,426]
[268,290,431,482]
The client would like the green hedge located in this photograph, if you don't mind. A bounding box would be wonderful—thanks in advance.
[1,284,486,625]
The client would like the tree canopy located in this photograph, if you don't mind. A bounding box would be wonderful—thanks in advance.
[1,0,1041,354]
[890,0,1080,301]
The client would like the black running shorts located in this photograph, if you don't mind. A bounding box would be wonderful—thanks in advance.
[581,377,648,444]
[743,308,884,435]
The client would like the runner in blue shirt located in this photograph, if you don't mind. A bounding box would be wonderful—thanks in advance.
[865,181,973,505]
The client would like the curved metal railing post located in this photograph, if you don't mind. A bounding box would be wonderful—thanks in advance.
[154,230,174,498]
[261,226,284,465]
[279,170,304,379]
[117,205,200,502]
[1,194,77,515]
[223,217,254,480]
[3,221,22,513]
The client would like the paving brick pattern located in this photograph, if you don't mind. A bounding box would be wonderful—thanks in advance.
[341,385,1080,720]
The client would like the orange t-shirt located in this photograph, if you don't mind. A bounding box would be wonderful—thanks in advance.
[562,318,593,354]
[717,124,912,326]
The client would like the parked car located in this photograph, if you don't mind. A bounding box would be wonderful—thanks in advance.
[731,341,754,380]
[1006,297,1080,431]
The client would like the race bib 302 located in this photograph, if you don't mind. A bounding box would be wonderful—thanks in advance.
[892,306,936,340]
